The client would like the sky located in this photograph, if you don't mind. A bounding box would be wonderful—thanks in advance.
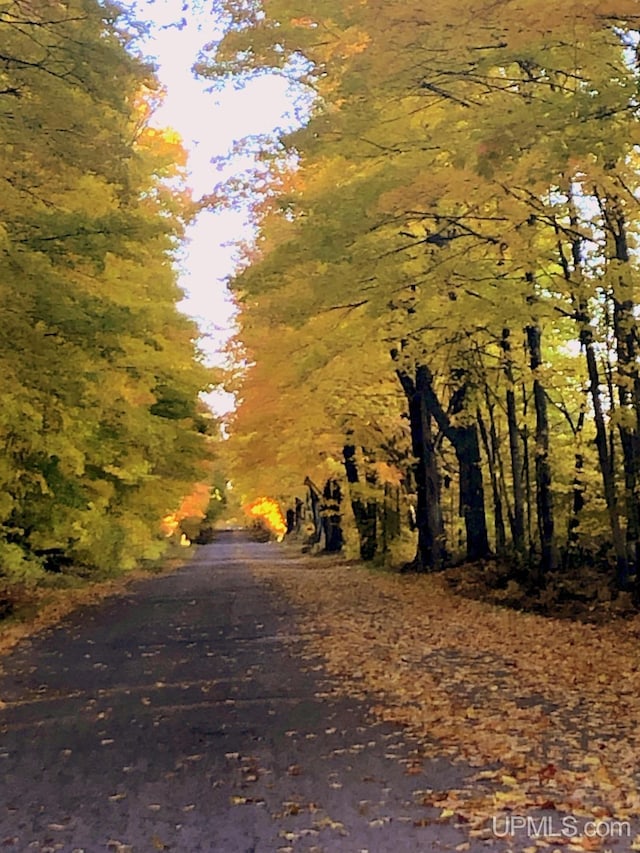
[127,0,301,415]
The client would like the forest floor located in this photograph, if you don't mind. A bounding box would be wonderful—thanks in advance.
[444,559,637,623]
[252,547,640,850]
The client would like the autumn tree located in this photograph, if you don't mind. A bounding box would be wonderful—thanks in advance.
[0,0,213,583]
[204,0,640,589]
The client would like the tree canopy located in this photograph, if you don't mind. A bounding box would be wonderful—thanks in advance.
[0,0,214,584]
[204,0,640,596]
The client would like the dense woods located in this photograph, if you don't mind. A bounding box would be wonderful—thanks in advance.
[205,2,640,601]
[0,1,213,589]
[5,0,640,613]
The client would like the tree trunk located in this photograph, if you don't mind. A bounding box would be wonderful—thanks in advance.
[381,484,401,555]
[564,407,586,568]
[304,477,323,545]
[554,197,628,582]
[597,194,640,591]
[582,326,627,582]
[285,508,296,535]
[477,405,507,555]
[421,367,490,561]
[522,384,534,555]
[526,324,558,577]
[396,367,446,571]
[321,479,344,552]
[500,329,526,559]
[450,419,491,561]
[612,292,640,588]
[343,444,378,561]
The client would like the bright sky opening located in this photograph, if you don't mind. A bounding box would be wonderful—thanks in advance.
[127,0,301,415]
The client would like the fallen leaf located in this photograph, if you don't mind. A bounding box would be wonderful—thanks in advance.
[369,817,391,827]
[248,558,640,832]
[230,795,265,805]
[106,842,132,853]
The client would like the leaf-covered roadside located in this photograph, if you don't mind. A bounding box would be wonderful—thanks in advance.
[251,556,640,846]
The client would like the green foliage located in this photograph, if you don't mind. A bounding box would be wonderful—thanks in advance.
[0,543,45,586]
[0,1,214,588]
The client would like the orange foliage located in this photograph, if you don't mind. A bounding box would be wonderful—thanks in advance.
[245,497,287,539]
[161,483,211,537]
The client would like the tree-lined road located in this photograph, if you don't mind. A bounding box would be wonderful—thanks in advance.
[0,534,484,852]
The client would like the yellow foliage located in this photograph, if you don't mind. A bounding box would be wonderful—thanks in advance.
[244,497,287,538]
